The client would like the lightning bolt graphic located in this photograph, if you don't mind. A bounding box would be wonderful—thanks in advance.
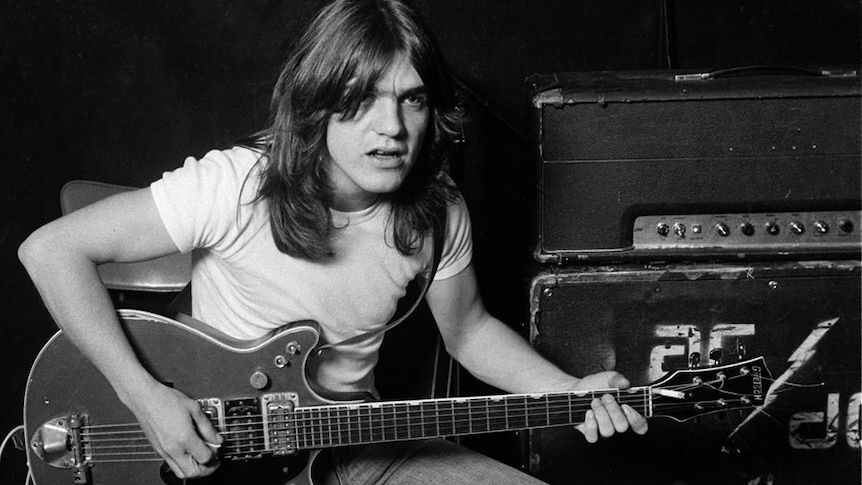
[728,316,839,439]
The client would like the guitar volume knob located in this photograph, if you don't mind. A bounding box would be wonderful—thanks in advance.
[249,370,270,390]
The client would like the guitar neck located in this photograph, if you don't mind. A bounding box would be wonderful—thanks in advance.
[285,389,651,450]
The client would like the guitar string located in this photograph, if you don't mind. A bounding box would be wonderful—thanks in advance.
[80,383,685,434]
[80,393,657,442]
[77,401,724,443]
[81,400,754,463]
[76,373,754,459]
[78,379,729,443]
[79,396,754,460]
[83,400,761,462]
[80,376,716,433]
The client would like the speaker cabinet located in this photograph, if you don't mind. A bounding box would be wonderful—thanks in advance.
[528,260,860,484]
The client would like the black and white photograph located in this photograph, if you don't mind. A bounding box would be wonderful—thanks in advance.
[1,1,859,484]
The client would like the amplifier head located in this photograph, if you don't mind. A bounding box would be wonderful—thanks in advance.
[530,67,861,263]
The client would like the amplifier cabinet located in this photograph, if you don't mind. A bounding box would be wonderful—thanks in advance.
[529,67,861,264]
[527,260,860,484]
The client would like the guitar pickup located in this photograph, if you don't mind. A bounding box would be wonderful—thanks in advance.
[262,392,299,455]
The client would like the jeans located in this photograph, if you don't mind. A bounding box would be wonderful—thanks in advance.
[325,439,547,485]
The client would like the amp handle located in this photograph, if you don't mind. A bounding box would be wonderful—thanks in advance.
[674,64,858,81]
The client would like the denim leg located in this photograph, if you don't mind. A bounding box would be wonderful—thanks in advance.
[328,439,547,485]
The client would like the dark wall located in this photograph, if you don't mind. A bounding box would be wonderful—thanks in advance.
[1,0,859,481]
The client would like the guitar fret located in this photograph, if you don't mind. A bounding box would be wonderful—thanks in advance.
[415,402,427,438]
[326,407,333,446]
[318,408,326,446]
[372,404,382,442]
[299,410,310,448]
[333,407,343,445]
[487,397,504,432]
[362,405,371,443]
[297,410,306,448]
[525,395,540,428]
[422,402,435,438]
[451,399,470,435]
[393,402,407,440]
[311,408,321,447]
[546,394,570,426]
[508,395,527,430]
[382,403,394,441]
[438,399,454,436]
[372,404,384,442]
[360,405,369,443]
[348,406,359,444]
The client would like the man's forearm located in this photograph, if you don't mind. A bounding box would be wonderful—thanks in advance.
[452,315,580,394]
[19,232,157,404]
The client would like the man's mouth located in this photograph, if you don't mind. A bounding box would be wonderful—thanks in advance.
[368,148,403,158]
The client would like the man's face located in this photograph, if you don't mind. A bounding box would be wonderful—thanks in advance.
[325,53,430,212]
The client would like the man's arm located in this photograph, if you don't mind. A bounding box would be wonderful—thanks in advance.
[18,188,221,478]
[425,264,648,442]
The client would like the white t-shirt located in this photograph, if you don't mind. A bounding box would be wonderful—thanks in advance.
[150,146,472,394]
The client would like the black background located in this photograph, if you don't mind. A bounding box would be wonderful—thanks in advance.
[2,1,860,482]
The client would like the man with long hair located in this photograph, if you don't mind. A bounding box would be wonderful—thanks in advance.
[19,0,646,482]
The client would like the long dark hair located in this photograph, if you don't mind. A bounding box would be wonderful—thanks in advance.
[252,0,461,261]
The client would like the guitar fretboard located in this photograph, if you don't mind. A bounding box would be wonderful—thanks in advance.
[285,390,650,450]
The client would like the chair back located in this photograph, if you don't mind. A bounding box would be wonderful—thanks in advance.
[60,180,191,292]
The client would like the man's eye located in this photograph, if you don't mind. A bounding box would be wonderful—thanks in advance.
[404,94,428,108]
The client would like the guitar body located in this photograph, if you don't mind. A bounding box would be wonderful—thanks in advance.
[25,310,328,485]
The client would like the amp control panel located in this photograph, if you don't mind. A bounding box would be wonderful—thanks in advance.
[633,210,861,256]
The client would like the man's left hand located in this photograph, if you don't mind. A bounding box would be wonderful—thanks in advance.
[573,371,649,443]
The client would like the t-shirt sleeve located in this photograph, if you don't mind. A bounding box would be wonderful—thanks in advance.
[150,147,259,253]
[433,195,473,281]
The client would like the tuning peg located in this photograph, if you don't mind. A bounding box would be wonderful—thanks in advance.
[736,340,747,359]
[709,348,725,366]
[689,352,701,368]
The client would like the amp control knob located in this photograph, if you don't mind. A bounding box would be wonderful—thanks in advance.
[656,223,670,237]
[740,222,754,236]
[790,221,805,235]
[673,223,686,238]
[838,218,854,233]
[714,222,729,237]
[765,222,780,236]
[814,220,829,234]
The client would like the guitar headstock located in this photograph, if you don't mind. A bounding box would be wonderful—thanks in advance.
[648,357,772,422]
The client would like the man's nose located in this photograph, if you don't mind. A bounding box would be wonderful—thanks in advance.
[372,98,404,137]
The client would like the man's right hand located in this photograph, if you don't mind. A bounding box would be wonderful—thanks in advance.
[124,381,223,479]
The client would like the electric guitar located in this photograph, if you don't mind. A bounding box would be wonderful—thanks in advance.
[24,309,772,484]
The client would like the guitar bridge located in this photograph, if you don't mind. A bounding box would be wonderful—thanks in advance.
[29,413,91,483]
